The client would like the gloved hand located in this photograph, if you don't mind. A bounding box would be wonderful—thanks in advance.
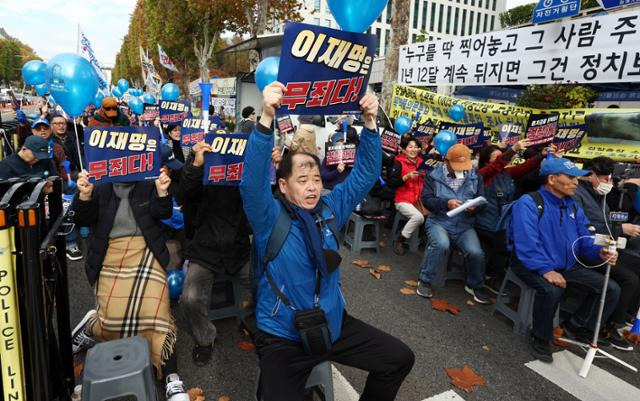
[16,109,28,124]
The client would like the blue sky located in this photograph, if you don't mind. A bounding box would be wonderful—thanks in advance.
[1,0,530,65]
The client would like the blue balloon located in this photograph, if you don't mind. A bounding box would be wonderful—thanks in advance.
[46,54,98,117]
[117,78,129,93]
[112,86,123,98]
[22,60,48,85]
[394,116,412,135]
[161,83,180,101]
[48,95,56,105]
[35,83,48,96]
[92,91,105,108]
[167,269,185,300]
[449,104,465,122]
[255,57,280,92]
[129,96,144,115]
[434,130,457,156]
[327,0,388,33]
[142,93,156,104]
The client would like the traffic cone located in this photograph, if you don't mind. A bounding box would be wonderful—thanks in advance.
[624,307,640,344]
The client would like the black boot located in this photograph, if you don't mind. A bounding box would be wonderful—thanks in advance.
[393,234,406,256]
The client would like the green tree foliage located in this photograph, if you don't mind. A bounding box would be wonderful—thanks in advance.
[517,84,598,109]
[499,0,601,28]
[0,36,40,86]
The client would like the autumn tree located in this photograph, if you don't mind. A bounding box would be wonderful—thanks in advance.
[499,0,601,28]
[0,34,40,86]
[381,0,409,112]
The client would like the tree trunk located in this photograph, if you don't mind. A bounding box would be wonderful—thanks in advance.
[193,13,219,82]
[247,0,270,71]
[381,0,410,113]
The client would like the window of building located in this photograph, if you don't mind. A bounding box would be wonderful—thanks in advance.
[490,15,495,31]
[375,28,381,55]
[422,0,428,30]
[464,0,468,3]
[446,6,451,34]
[469,11,474,35]
[413,0,420,29]
[387,3,393,22]
[386,28,391,53]
[492,0,496,10]
[430,2,436,31]
[314,0,321,11]
[483,13,488,32]
[461,9,467,35]
[313,18,320,26]
[324,19,331,27]
[453,7,459,35]
[476,12,481,34]
[471,0,475,5]
[479,0,482,7]
[438,4,444,32]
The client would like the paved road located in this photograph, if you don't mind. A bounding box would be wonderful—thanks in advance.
[68,230,640,401]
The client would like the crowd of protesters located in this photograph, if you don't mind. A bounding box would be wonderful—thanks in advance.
[1,90,640,400]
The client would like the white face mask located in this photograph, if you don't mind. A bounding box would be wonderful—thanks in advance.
[595,182,613,195]
[454,171,465,180]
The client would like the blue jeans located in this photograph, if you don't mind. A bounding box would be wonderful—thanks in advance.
[512,259,621,341]
[418,220,485,289]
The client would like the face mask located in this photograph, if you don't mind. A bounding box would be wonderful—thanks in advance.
[595,182,613,195]
[454,171,465,180]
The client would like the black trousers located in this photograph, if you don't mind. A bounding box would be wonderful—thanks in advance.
[255,313,414,401]
[476,228,510,278]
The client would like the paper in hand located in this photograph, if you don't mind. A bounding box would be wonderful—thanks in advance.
[446,196,487,218]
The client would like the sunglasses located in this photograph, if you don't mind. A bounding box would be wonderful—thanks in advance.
[103,106,118,111]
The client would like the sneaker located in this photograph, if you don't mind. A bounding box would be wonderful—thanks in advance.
[416,281,433,298]
[464,286,491,304]
[484,276,508,297]
[165,373,189,401]
[192,343,213,367]
[66,244,83,261]
[608,328,634,351]
[71,310,96,354]
[529,335,553,363]
[575,328,611,348]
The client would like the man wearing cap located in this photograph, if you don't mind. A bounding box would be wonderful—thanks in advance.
[88,97,131,127]
[31,117,68,184]
[510,158,620,362]
[0,135,56,180]
[238,106,256,134]
[417,144,490,303]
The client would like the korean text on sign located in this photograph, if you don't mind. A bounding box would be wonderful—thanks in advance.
[181,116,222,147]
[84,126,160,183]
[202,131,249,186]
[325,143,356,166]
[160,100,190,124]
[440,122,487,148]
[277,22,376,115]
[525,114,559,146]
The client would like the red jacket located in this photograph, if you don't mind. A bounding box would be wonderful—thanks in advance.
[393,154,424,204]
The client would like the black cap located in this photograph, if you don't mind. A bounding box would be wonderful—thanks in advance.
[161,145,183,170]
[24,135,50,160]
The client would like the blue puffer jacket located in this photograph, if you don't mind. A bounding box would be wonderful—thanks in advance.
[509,186,602,276]
[422,165,485,235]
[240,123,381,342]
[475,172,515,232]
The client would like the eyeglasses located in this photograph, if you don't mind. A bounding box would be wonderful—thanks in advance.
[33,126,49,131]
[103,107,117,111]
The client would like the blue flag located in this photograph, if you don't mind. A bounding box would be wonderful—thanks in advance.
[532,0,580,24]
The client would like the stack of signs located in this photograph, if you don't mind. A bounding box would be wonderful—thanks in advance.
[276,115,294,135]
[382,129,401,154]
[498,123,523,147]
[180,115,223,148]
[159,100,190,124]
[440,122,487,148]
[417,154,444,174]
[277,22,376,115]
[141,104,159,122]
[553,124,586,152]
[325,142,356,166]
[525,114,559,146]
[203,131,250,186]
[414,123,439,149]
[84,126,160,183]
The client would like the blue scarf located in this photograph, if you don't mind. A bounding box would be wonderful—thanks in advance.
[289,202,329,278]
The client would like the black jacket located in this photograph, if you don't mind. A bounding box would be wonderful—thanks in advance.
[180,155,251,273]
[73,181,173,285]
[0,153,56,180]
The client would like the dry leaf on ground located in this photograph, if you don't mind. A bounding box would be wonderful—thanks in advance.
[352,259,371,268]
[623,329,640,344]
[74,362,83,378]
[482,345,490,352]
[404,279,418,287]
[236,340,255,351]
[445,365,485,393]
[431,298,460,315]
[400,287,415,295]
[377,264,391,272]
[187,387,205,401]
[466,300,476,306]
[369,269,381,280]
[217,396,229,401]
[241,328,250,337]
[447,304,461,315]
[379,241,386,248]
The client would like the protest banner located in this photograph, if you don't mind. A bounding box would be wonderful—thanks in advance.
[553,124,587,152]
[325,142,356,166]
[84,126,160,183]
[141,104,159,122]
[439,122,487,148]
[211,97,236,118]
[498,123,523,146]
[180,116,223,147]
[157,44,179,72]
[381,129,401,153]
[159,100,190,124]
[277,22,376,115]
[525,114,559,146]
[417,154,444,174]
[212,78,237,96]
[276,115,294,134]
[398,9,640,86]
[78,30,108,90]
[202,131,249,186]
[566,139,640,161]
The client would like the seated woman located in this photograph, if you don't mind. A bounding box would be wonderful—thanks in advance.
[387,137,425,256]
[72,169,189,401]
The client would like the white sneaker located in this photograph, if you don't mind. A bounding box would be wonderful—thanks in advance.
[165,373,189,401]
[71,310,96,354]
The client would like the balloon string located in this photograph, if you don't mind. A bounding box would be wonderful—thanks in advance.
[73,120,84,171]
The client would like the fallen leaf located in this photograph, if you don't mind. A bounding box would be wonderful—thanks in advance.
[241,299,250,308]
[369,269,381,280]
[404,279,418,287]
[187,387,205,401]
[431,298,460,315]
[482,345,490,352]
[217,396,229,401]
[74,362,83,378]
[236,340,255,351]
[466,300,476,306]
[623,329,640,345]
[446,304,460,315]
[446,365,485,393]
[241,328,250,337]
[376,264,391,272]
[400,287,415,295]
[352,259,371,268]
[379,241,386,248]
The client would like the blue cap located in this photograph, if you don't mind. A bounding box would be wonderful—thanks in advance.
[539,158,589,177]
[161,145,183,171]
[31,117,50,129]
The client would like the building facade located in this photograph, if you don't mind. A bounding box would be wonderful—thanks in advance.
[293,0,508,57]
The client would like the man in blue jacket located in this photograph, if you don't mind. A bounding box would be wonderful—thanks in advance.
[240,82,414,401]
[417,144,491,303]
[510,158,620,363]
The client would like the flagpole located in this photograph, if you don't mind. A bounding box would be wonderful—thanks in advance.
[76,24,80,54]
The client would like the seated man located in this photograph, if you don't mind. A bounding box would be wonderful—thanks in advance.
[0,135,55,180]
[510,158,620,363]
[240,82,414,401]
[417,144,491,304]
[573,156,637,351]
